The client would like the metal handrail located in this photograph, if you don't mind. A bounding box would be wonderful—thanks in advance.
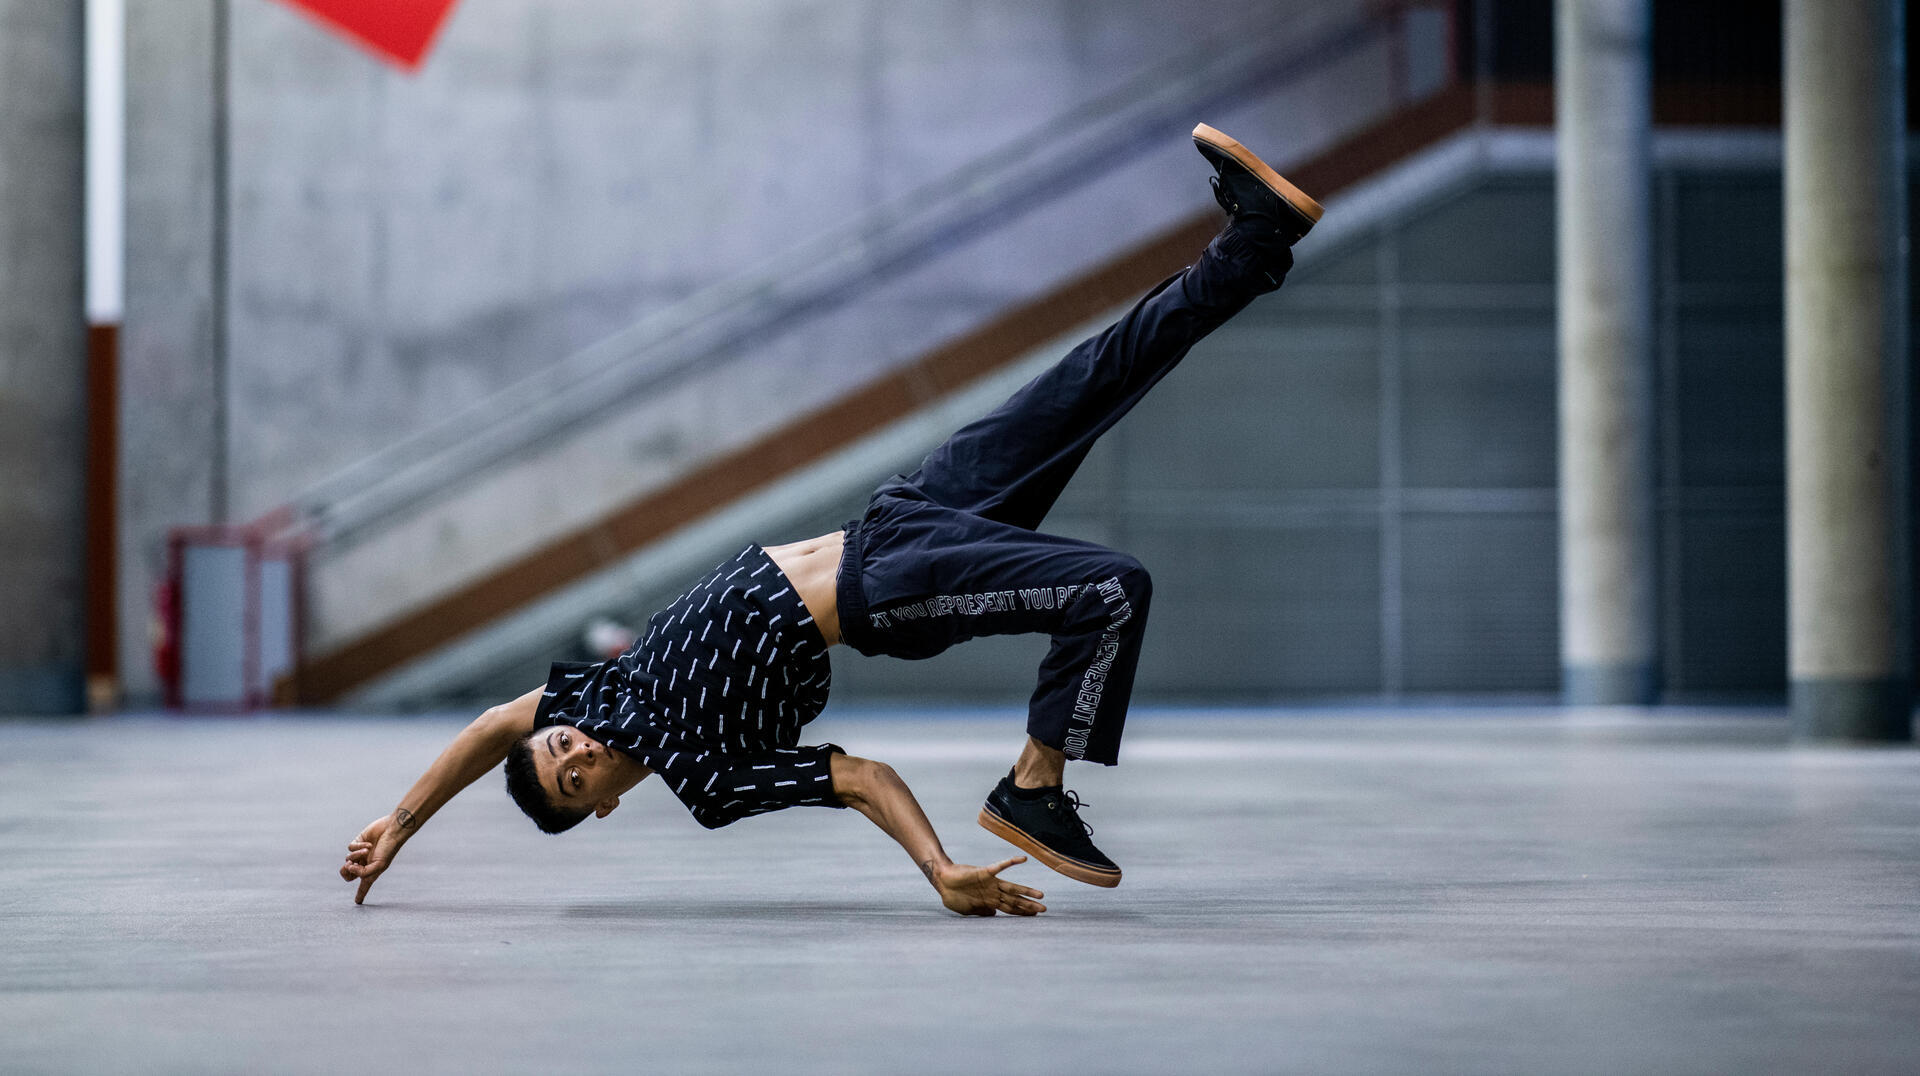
[277,4,1432,548]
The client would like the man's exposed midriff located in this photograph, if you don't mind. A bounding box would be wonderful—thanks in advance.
[764,530,845,646]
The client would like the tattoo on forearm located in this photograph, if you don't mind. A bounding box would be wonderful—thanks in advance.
[394,808,418,830]
[919,858,937,885]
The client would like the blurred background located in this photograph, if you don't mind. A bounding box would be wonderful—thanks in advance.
[2,0,1913,736]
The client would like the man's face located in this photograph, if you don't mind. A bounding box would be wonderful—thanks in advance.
[532,725,628,818]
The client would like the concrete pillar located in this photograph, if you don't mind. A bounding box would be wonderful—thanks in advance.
[1785,0,1913,741]
[119,1,221,705]
[0,1,89,714]
[1555,0,1657,704]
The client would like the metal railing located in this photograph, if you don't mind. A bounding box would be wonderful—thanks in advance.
[271,3,1450,550]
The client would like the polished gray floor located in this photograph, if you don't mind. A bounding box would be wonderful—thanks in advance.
[2,708,1917,1074]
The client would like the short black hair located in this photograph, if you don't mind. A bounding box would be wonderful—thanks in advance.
[504,730,590,834]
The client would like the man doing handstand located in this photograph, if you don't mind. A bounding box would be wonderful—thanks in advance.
[340,124,1321,916]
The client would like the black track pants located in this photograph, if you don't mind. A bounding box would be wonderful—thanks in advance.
[836,228,1287,764]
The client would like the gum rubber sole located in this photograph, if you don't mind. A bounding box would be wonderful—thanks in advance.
[978,807,1123,888]
[1191,122,1324,231]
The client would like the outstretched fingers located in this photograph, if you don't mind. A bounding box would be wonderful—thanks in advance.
[985,857,1045,902]
[996,880,1046,915]
[975,857,1045,915]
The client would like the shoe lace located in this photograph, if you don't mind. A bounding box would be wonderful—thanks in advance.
[1050,789,1094,837]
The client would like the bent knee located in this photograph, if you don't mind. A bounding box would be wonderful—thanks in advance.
[1102,555,1152,608]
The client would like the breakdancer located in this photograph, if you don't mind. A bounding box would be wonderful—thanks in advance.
[341,124,1321,916]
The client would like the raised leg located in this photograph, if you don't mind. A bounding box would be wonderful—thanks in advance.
[894,228,1289,531]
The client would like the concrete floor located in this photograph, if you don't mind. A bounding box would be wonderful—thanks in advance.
[2,708,1917,1075]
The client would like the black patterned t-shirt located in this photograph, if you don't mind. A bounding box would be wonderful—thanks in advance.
[533,545,845,828]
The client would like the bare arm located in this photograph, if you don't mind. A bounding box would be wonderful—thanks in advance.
[830,753,1046,916]
[339,685,543,904]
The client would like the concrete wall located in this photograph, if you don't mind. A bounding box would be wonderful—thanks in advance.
[224,0,1363,517]
[0,0,88,714]
[119,0,1391,701]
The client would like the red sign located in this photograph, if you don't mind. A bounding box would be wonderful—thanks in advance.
[276,0,461,71]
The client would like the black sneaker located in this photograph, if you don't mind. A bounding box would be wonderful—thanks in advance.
[978,770,1122,888]
[1191,122,1323,246]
